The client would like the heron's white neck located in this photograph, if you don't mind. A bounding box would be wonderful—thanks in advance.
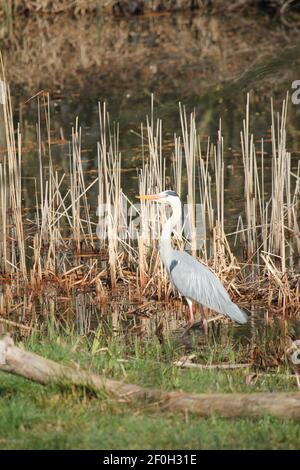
[159,198,182,268]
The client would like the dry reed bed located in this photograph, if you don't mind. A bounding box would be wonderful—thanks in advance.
[1,1,298,18]
[0,76,299,326]
[0,13,296,97]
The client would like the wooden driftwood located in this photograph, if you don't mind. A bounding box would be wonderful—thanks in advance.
[1,335,300,419]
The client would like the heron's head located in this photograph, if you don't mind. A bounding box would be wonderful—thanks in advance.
[137,190,180,205]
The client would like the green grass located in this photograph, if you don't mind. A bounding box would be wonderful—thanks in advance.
[0,326,299,450]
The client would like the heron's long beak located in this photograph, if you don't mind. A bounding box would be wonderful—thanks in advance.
[136,194,161,200]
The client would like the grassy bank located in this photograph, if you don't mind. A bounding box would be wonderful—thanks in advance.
[0,327,300,450]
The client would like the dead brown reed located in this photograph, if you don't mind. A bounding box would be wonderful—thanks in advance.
[2,1,298,19]
[0,12,295,102]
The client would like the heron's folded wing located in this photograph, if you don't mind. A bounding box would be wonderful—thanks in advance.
[169,252,247,324]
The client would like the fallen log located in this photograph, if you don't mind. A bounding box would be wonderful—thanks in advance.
[0,335,300,419]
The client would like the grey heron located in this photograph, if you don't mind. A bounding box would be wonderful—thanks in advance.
[138,190,248,333]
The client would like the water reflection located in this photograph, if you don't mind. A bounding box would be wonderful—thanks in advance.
[0,283,299,350]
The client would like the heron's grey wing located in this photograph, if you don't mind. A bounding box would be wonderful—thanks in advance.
[169,251,247,324]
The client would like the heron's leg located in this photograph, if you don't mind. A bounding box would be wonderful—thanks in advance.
[185,298,195,328]
[200,305,208,339]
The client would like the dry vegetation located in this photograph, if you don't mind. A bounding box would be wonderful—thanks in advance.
[0,11,297,102]
[0,66,299,331]
[1,1,299,18]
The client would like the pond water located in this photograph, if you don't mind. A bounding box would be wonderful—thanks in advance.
[5,12,299,234]
[0,11,300,338]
